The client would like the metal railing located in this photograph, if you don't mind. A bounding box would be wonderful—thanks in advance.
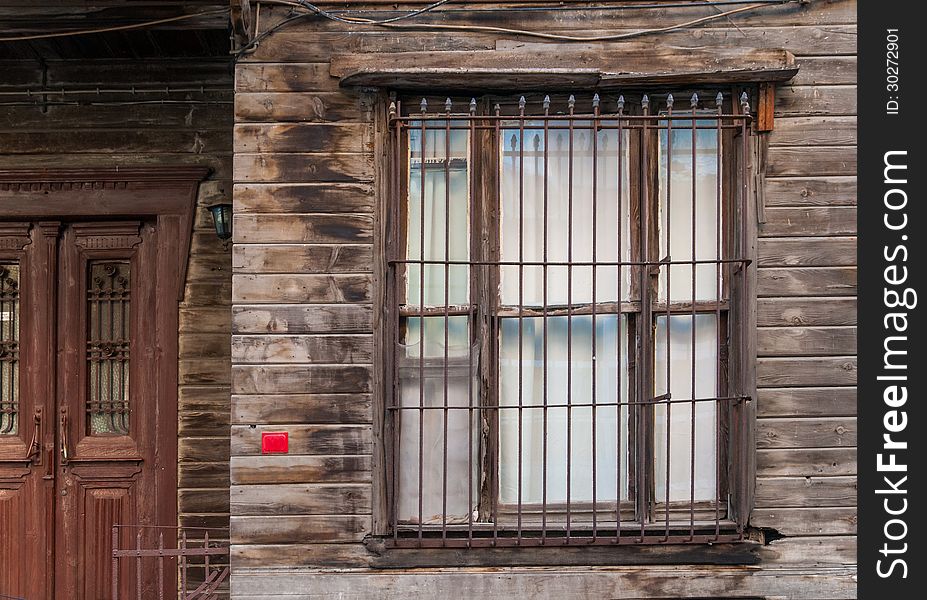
[384,91,754,548]
[111,525,229,599]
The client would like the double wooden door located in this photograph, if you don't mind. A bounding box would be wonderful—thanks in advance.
[0,220,174,599]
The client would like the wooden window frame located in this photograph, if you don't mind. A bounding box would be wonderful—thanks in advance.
[376,91,757,552]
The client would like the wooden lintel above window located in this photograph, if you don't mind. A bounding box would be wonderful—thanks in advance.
[331,46,797,90]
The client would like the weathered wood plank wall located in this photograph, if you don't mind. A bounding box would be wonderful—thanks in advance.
[0,58,234,538]
[230,0,856,597]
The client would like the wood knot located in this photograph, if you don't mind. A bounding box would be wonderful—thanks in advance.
[835,426,848,435]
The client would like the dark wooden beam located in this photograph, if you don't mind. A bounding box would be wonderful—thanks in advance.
[331,47,799,91]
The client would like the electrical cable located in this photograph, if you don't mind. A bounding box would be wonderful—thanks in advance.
[238,0,790,54]
[0,9,230,42]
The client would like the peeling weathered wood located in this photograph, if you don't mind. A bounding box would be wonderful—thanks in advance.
[758,237,856,267]
[234,244,373,274]
[756,476,856,508]
[235,183,375,213]
[751,507,857,536]
[757,448,856,477]
[764,177,857,207]
[757,357,856,387]
[233,274,372,303]
[234,152,374,183]
[766,146,856,177]
[235,92,370,122]
[757,326,856,357]
[332,47,798,89]
[234,214,374,244]
[770,116,856,146]
[231,455,372,485]
[229,564,857,598]
[233,365,372,394]
[233,304,373,334]
[775,85,856,116]
[758,267,856,297]
[236,63,341,92]
[757,387,857,418]
[231,514,371,544]
[234,123,372,153]
[232,393,372,424]
[758,298,856,327]
[757,417,856,448]
[232,424,372,456]
[760,208,856,237]
[231,334,372,364]
[231,484,372,515]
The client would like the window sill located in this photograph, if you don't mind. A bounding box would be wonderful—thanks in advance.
[362,535,762,568]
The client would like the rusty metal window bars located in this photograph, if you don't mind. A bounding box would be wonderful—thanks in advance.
[0,263,19,436]
[87,261,131,436]
[385,91,754,548]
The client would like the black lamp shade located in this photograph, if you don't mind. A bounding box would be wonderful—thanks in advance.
[209,204,233,241]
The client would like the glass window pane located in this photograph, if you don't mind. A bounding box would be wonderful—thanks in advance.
[396,316,478,524]
[653,314,718,503]
[658,119,722,303]
[87,261,130,436]
[406,121,470,307]
[0,263,19,436]
[499,315,630,505]
[500,121,631,307]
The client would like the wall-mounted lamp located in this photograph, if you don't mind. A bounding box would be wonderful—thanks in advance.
[208,203,233,241]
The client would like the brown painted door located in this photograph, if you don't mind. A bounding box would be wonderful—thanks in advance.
[0,221,175,600]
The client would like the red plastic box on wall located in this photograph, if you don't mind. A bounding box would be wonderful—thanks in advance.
[261,431,288,454]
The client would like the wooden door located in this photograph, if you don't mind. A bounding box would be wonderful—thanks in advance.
[0,220,176,600]
[0,223,57,600]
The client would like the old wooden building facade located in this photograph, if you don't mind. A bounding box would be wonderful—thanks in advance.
[1,1,856,598]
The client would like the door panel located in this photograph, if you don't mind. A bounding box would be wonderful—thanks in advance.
[0,223,56,600]
[0,220,176,600]
[56,221,163,599]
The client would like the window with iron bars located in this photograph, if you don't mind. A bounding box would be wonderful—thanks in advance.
[384,90,755,548]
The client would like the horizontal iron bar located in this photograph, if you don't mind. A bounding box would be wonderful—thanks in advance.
[112,547,228,558]
[391,114,751,122]
[386,533,744,548]
[389,259,751,266]
[387,396,751,410]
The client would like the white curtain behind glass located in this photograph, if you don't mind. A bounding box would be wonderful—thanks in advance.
[499,122,631,507]
[653,120,722,503]
[398,122,477,524]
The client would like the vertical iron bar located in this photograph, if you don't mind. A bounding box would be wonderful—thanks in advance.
[664,94,674,541]
[135,529,142,600]
[467,100,476,546]
[112,526,119,600]
[442,101,451,546]
[638,94,651,542]
[492,102,502,546]
[715,93,724,539]
[690,95,699,540]
[565,94,575,543]
[517,96,525,544]
[591,94,600,541]
[109,269,116,432]
[204,530,210,589]
[616,95,624,544]
[392,113,401,544]
[739,94,750,537]
[157,531,164,600]
[418,103,427,545]
[541,96,550,544]
[181,530,188,597]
